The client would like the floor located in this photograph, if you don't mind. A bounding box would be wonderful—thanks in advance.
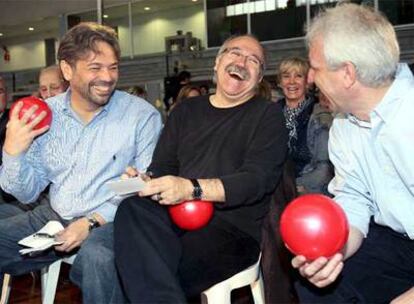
[7,264,254,304]
[7,264,82,304]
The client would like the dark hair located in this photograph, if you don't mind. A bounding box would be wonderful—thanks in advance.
[178,71,191,82]
[57,22,120,66]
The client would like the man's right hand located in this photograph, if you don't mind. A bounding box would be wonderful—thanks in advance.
[292,253,345,288]
[3,101,50,156]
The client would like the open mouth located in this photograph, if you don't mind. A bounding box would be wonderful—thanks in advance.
[225,65,250,81]
[229,71,244,81]
[92,85,113,96]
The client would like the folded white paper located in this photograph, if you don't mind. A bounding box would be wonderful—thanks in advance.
[19,221,64,255]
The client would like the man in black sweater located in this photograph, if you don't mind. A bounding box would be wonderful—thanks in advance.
[114,35,288,302]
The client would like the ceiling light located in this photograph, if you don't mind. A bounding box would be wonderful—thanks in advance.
[28,27,34,31]
[103,14,109,19]
[192,0,198,2]
[0,33,3,37]
[144,7,151,11]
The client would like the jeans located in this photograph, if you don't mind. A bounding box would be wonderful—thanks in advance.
[70,223,126,303]
[0,191,50,220]
[295,222,414,303]
[114,196,260,303]
[0,205,64,286]
[0,204,125,303]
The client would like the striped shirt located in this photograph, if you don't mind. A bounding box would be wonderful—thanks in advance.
[0,89,162,222]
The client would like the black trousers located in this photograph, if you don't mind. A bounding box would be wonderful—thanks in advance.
[114,196,260,303]
[295,222,414,303]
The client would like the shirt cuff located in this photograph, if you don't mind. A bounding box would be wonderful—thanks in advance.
[89,201,119,223]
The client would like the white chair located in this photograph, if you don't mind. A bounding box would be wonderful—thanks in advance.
[1,254,76,304]
[201,253,264,304]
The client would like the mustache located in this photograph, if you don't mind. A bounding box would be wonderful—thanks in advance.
[225,64,250,81]
[90,80,116,87]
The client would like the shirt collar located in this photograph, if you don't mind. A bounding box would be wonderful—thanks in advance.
[62,88,115,117]
[347,63,414,128]
[372,63,414,124]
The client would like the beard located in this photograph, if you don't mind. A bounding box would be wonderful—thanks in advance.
[76,79,116,107]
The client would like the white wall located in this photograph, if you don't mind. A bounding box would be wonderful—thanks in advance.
[0,40,45,72]
[118,5,205,57]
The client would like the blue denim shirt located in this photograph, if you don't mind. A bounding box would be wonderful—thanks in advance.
[0,89,162,222]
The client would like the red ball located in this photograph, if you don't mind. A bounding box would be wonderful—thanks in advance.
[169,200,214,231]
[280,194,349,260]
[10,96,52,130]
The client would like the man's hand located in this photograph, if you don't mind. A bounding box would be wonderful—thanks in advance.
[54,218,90,252]
[292,253,344,288]
[139,175,193,205]
[391,287,414,304]
[4,102,49,156]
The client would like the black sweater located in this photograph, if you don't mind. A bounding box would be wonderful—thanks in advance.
[149,95,288,241]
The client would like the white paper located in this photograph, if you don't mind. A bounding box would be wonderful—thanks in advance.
[106,176,146,195]
[18,221,64,255]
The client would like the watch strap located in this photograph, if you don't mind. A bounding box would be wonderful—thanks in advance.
[87,215,100,231]
[190,179,203,200]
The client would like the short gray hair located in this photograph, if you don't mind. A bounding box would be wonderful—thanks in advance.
[306,3,399,87]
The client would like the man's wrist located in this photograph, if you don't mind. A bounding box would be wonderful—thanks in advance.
[190,178,203,200]
[86,215,100,231]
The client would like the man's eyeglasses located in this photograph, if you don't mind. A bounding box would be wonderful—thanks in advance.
[222,47,264,69]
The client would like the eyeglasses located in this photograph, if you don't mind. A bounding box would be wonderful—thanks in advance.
[222,47,264,69]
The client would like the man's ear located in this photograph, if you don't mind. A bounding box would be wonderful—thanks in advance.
[60,60,73,82]
[343,62,357,89]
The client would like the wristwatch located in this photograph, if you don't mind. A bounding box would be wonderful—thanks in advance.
[190,179,203,200]
[87,215,100,231]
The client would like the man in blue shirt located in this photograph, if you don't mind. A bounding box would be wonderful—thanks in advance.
[0,22,162,303]
[292,4,414,303]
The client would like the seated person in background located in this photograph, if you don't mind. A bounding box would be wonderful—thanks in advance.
[114,34,288,303]
[296,90,334,195]
[199,84,210,95]
[292,4,414,303]
[0,76,33,218]
[169,84,201,112]
[38,65,68,100]
[0,22,162,303]
[276,57,315,178]
[127,85,148,100]
[0,77,9,165]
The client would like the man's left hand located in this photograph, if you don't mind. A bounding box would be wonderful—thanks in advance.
[139,175,192,205]
[54,218,90,252]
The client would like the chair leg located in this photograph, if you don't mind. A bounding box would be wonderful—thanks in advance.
[41,259,62,304]
[201,285,232,304]
[251,269,265,304]
[0,274,12,304]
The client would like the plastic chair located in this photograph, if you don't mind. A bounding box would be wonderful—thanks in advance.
[201,253,264,304]
[0,254,76,304]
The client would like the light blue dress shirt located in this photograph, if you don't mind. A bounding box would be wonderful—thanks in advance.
[328,64,414,239]
[0,89,162,222]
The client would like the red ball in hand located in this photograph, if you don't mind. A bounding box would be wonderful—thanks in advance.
[10,96,52,130]
[169,200,214,231]
[280,194,349,260]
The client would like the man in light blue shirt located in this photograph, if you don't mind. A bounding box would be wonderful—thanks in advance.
[0,22,162,303]
[292,4,414,303]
